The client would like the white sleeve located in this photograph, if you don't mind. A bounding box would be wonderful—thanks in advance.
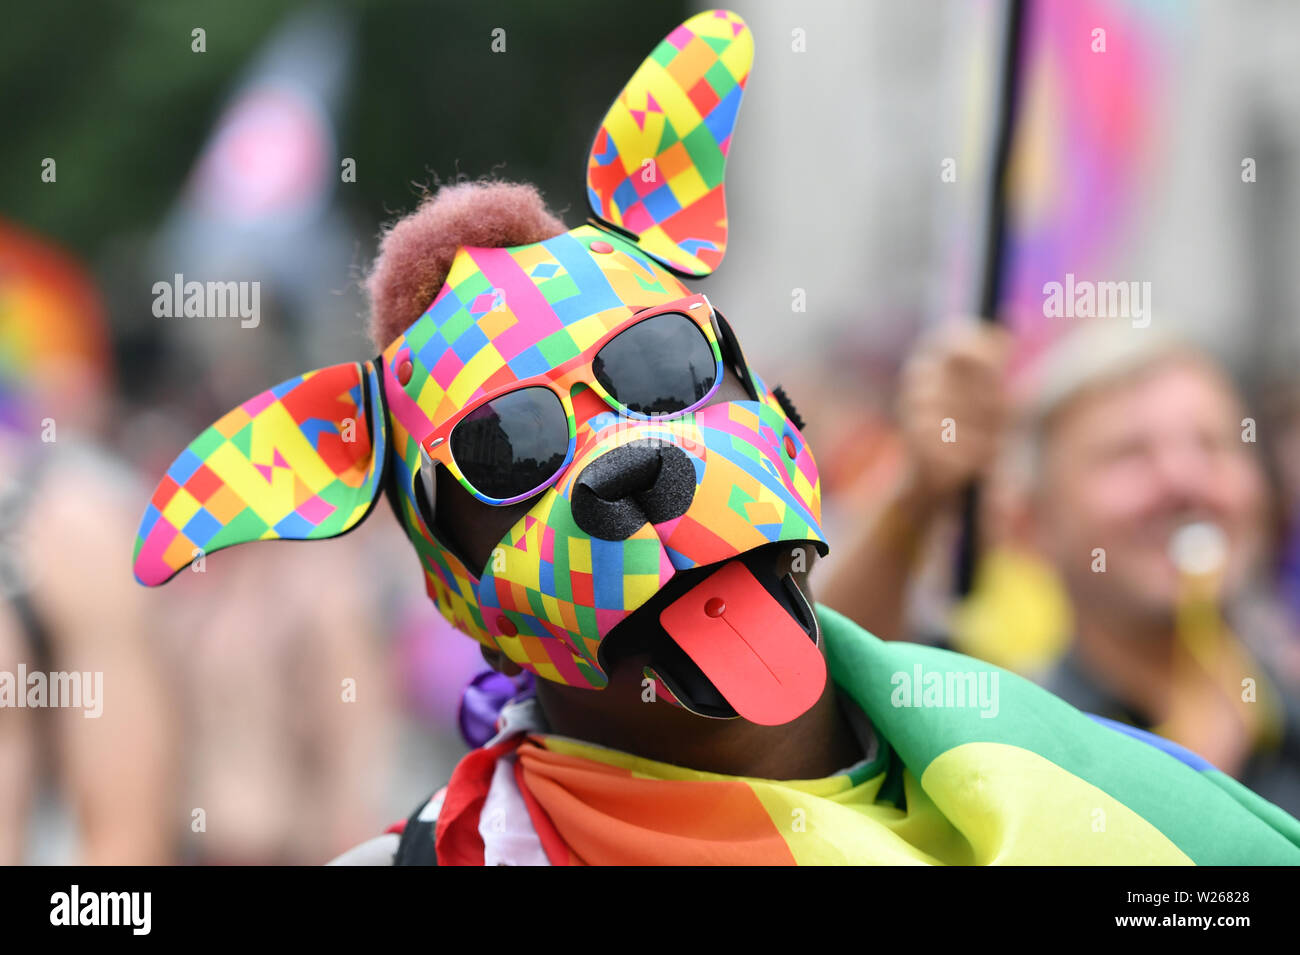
[326,833,401,866]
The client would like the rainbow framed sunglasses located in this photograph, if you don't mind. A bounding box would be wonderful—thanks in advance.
[419,292,728,506]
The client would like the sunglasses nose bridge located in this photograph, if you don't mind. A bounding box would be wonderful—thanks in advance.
[568,381,615,435]
[543,362,608,428]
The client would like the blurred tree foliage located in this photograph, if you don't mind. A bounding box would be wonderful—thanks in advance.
[0,0,689,256]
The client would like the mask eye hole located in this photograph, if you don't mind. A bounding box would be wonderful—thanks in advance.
[414,446,439,531]
[413,449,477,570]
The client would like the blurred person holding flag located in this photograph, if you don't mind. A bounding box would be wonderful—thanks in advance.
[824,317,1300,814]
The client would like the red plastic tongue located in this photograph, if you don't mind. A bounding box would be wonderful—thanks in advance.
[658,560,827,726]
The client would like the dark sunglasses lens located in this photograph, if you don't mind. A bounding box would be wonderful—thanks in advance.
[593,313,718,415]
[450,387,569,501]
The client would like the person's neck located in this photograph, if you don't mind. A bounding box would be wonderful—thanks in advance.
[534,668,867,780]
[1073,608,1176,707]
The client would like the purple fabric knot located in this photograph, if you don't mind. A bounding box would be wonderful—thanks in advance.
[457,669,536,749]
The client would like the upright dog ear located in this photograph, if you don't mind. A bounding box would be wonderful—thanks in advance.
[133,360,389,586]
[585,9,752,277]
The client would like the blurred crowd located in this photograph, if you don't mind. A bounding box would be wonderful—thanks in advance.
[3,0,1300,863]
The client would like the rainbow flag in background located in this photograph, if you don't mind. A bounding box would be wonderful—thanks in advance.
[1002,0,1180,366]
[0,220,111,434]
[431,606,1300,865]
[946,0,1181,374]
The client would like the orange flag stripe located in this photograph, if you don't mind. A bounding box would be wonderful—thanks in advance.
[516,740,795,865]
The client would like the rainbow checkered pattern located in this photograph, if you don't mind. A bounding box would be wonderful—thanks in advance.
[587,9,750,277]
[133,361,387,585]
[132,9,827,696]
[379,224,825,687]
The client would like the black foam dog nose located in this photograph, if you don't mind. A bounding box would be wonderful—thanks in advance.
[571,439,696,540]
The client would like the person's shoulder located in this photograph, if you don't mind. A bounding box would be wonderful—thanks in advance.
[327,787,449,866]
[326,833,401,866]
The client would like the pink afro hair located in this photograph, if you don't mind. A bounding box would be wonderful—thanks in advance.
[365,180,569,349]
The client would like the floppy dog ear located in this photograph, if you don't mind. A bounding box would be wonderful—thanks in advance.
[133,360,388,586]
[585,9,752,277]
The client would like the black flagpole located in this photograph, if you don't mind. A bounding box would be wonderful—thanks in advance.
[954,0,1028,597]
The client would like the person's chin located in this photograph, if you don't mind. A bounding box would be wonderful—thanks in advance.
[1116,565,1187,624]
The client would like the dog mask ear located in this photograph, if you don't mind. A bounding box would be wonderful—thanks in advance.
[133,360,388,586]
[585,9,752,277]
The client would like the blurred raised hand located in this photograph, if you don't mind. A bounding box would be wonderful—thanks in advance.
[818,321,1011,639]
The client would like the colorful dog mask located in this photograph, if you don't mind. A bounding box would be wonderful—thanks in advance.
[134,10,831,725]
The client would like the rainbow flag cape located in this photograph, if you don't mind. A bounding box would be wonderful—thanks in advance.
[433,606,1300,865]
